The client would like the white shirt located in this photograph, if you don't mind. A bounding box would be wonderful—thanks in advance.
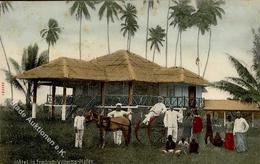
[74,116,85,130]
[107,110,130,118]
[150,102,167,115]
[233,117,249,134]
[163,110,183,128]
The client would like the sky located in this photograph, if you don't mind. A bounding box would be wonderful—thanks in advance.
[0,0,260,104]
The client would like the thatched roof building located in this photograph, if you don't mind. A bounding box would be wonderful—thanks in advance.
[16,50,208,85]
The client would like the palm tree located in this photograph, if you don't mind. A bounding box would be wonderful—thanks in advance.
[252,28,260,79]
[202,0,225,77]
[0,1,13,99]
[193,0,211,75]
[98,0,124,55]
[69,0,95,59]
[214,55,260,106]
[2,44,48,109]
[165,0,171,67]
[120,3,139,52]
[40,18,62,62]
[143,0,160,59]
[169,0,195,67]
[147,25,166,62]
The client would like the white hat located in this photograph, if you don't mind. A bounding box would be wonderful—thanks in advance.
[116,103,122,108]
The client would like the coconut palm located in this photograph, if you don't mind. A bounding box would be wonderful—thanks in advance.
[0,1,13,99]
[40,18,62,62]
[165,0,171,67]
[120,3,139,52]
[69,0,95,59]
[143,0,160,59]
[2,44,48,109]
[214,55,260,106]
[202,0,225,77]
[169,0,195,67]
[252,28,260,79]
[98,0,124,55]
[147,25,166,62]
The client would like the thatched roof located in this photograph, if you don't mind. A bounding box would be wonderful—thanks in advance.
[204,100,260,111]
[16,50,208,85]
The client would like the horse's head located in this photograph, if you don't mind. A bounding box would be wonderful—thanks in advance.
[85,110,99,122]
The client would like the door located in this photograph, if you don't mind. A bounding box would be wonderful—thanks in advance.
[188,86,196,108]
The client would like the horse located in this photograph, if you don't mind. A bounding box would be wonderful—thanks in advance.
[85,110,131,148]
[135,116,166,144]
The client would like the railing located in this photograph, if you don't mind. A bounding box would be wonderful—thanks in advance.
[46,94,205,109]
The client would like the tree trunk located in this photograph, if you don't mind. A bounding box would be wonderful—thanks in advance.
[197,29,200,75]
[179,31,182,67]
[26,82,32,110]
[79,15,82,59]
[165,0,171,67]
[145,5,150,59]
[152,47,156,62]
[48,43,52,96]
[174,31,180,67]
[203,29,212,78]
[129,35,131,52]
[107,18,110,55]
[0,36,13,100]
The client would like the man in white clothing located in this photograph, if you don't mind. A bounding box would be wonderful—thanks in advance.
[74,110,85,148]
[142,96,167,125]
[233,111,249,153]
[107,103,131,145]
[163,106,183,142]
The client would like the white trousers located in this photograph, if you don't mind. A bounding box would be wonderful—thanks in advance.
[75,129,84,148]
[113,130,122,145]
[167,127,178,142]
[142,112,157,125]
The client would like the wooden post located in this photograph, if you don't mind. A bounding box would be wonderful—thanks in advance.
[252,112,255,127]
[223,111,226,126]
[51,84,56,118]
[62,86,67,121]
[101,82,106,114]
[32,81,37,119]
[128,81,133,105]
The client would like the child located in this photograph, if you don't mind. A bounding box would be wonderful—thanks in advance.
[176,138,189,155]
[212,132,224,147]
[162,135,176,153]
[189,138,199,154]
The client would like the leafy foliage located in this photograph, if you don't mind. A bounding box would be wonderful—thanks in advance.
[69,0,96,20]
[40,19,62,47]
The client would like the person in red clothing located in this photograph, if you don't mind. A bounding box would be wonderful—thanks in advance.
[192,110,203,143]
[224,115,235,150]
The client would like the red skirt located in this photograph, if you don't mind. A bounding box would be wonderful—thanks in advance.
[224,133,235,150]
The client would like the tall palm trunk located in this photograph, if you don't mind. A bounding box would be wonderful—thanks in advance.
[152,47,156,62]
[203,29,212,77]
[79,15,82,59]
[145,5,150,59]
[174,31,180,66]
[179,30,182,67]
[197,29,200,75]
[0,36,13,100]
[26,82,32,110]
[47,43,52,96]
[107,18,111,55]
[165,0,171,67]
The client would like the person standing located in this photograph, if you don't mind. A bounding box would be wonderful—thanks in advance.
[74,110,85,148]
[142,96,167,125]
[233,112,249,153]
[224,115,235,150]
[192,110,203,144]
[182,111,193,142]
[107,103,130,145]
[204,114,213,144]
[163,106,183,142]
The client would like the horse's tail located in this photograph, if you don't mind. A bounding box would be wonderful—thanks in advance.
[135,120,142,143]
[127,119,132,144]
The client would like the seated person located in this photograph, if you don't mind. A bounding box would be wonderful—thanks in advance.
[176,138,189,155]
[189,138,199,154]
[162,135,176,153]
[212,132,224,147]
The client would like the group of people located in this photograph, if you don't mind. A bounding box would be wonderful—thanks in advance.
[73,97,250,155]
